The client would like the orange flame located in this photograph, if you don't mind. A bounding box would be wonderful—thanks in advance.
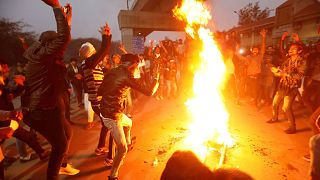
[173,0,234,162]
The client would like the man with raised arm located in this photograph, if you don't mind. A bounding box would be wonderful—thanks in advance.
[23,0,79,178]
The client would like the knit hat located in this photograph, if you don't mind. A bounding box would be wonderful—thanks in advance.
[79,42,96,58]
[121,54,139,67]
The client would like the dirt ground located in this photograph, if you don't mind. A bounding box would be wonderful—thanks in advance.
[4,94,312,180]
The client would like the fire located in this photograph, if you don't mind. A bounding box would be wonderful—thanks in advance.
[173,0,234,164]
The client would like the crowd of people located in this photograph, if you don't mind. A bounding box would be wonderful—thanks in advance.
[217,28,320,179]
[0,0,319,179]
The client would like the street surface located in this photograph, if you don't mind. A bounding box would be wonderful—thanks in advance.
[5,94,312,180]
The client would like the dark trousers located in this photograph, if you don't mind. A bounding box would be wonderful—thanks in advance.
[272,88,298,129]
[72,80,83,105]
[24,107,72,180]
[91,105,113,154]
[246,75,259,104]
[12,126,45,155]
[303,80,320,112]
[0,160,3,180]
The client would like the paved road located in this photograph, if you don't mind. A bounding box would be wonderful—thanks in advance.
[5,95,312,180]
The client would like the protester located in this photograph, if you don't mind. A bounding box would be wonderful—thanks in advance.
[236,29,267,106]
[308,114,320,180]
[23,0,79,178]
[98,54,159,180]
[149,40,167,100]
[67,58,83,107]
[0,110,23,179]
[80,23,112,156]
[267,39,306,134]
[302,40,320,112]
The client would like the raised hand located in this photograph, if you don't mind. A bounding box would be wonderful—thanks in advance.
[118,43,127,53]
[14,75,25,86]
[281,31,289,41]
[98,23,111,36]
[63,3,72,26]
[291,33,300,42]
[260,29,267,38]
[41,0,60,8]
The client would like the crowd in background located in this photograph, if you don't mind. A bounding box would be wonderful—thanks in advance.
[0,0,319,179]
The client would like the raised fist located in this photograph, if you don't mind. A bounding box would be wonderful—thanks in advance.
[99,23,111,36]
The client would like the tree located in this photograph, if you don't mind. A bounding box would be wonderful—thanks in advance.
[0,18,36,65]
[236,2,271,26]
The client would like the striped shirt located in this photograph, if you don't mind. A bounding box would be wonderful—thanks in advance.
[81,60,104,106]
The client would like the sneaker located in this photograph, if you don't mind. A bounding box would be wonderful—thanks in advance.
[95,147,108,156]
[59,164,80,175]
[85,122,94,130]
[303,154,310,162]
[39,150,51,161]
[20,153,37,163]
[266,118,278,124]
[284,127,296,134]
[104,158,113,166]
[108,176,118,180]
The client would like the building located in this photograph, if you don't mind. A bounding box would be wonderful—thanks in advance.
[229,0,320,48]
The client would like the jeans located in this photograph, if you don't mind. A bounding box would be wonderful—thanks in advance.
[310,133,320,179]
[24,107,71,180]
[272,88,298,129]
[12,126,45,156]
[101,113,132,178]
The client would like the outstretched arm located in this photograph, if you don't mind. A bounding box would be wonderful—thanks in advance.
[87,23,112,68]
[119,43,128,54]
[38,0,71,56]
[260,29,267,55]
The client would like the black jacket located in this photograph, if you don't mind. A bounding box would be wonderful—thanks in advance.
[98,65,157,120]
[23,7,70,110]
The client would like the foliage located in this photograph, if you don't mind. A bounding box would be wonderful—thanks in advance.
[0,18,36,65]
[236,2,271,26]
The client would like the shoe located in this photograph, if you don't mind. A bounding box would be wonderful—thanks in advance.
[266,118,278,124]
[160,96,164,100]
[20,153,37,163]
[108,176,118,180]
[104,158,113,166]
[95,147,108,156]
[284,127,296,134]
[39,150,51,161]
[59,163,80,175]
[85,122,94,130]
[303,154,310,162]
[155,96,160,100]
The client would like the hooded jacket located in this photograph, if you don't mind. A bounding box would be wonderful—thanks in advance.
[23,7,71,110]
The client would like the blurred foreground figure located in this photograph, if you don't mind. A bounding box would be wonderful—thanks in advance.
[309,114,320,180]
[23,0,79,178]
[161,150,253,180]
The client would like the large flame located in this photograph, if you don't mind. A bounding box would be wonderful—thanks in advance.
[173,0,234,162]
